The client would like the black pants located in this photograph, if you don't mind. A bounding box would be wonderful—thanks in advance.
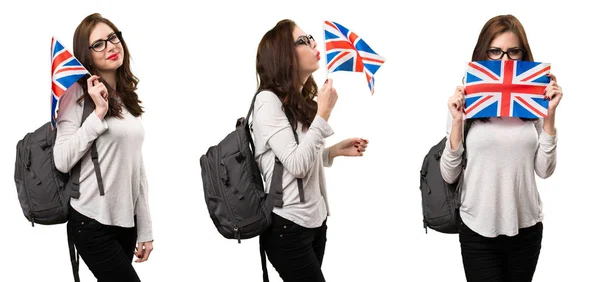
[459,221,543,282]
[68,207,140,282]
[260,214,328,282]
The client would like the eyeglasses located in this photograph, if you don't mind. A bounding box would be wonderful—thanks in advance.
[486,48,525,60]
[89,31,122,52]
[294,34,315,46]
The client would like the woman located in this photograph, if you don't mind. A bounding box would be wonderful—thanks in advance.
[441,15,562,282]
[252,19,369,282]
[54,13,153,282]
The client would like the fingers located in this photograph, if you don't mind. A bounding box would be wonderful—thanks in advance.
[135,242,153,263]
[352,138,368,155]
[141,243,153,262]
[449,86,466,112]
[546,73,557,82]
[86,75,99,89]
[135,242,143,262]
[449,96,464,111]
[544,81,562,100]
[322,78,332,91]
[86,75,109,100]
[546,88,563,101]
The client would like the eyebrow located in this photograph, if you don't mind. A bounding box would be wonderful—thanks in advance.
[90,32,116,44]
[488,45,521,49]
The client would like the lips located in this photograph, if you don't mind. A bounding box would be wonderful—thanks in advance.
[107,53,120,61]
[316,51,321,60]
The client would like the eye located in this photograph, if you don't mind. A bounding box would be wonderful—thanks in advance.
[295,36,309,46]
[108,33,118,41]
[488,49,502,55]
[91,41,104,50]
[508,49,522,55]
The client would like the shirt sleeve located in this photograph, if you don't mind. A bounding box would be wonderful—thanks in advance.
[253,91,334,178]
[440,111,464,184]
[135,154,153,243]
[534,119,558,179]
[322,147,333,167]
[53,83,108,173]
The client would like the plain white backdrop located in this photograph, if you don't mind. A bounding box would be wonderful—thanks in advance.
[1,0,598,281]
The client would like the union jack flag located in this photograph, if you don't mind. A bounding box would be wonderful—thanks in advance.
[323,21,385,95]
[51,37,89,128]
[464,60,551,119]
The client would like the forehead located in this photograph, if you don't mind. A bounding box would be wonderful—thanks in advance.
[292,26,306,39]
[490,31,521,48]
[89,22,115,43]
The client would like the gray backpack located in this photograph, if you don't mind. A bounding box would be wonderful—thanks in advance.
[199,91,304,282]
[14,96,103,226]
[14,96,103,282]
[419,121,470,234]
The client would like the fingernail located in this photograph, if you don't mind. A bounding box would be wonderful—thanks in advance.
[325,79,328,84]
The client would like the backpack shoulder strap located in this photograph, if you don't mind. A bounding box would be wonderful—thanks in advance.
[248,90,305,208]
[68,97,105,198]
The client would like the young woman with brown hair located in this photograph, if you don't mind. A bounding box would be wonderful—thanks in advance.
[54,13,153,282]
[441,15,563,282]
[252,19,369,282]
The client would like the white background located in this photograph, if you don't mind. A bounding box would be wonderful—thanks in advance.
[1,0,598,281]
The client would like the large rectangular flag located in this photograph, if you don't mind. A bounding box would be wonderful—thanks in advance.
[323,21,385,95]
[464,60,551,119]
[51,37,89,128]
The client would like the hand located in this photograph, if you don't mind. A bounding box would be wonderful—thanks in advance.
[448,86,465,121]
[317,78,338,121]
[545,73,563,116]
[86,75,109,120]
[330,138,368,159]
[134,241,154,263]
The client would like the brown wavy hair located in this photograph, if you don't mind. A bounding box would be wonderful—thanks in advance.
[468,14,536,125]
[73,13,143,118]
[256,19,318,131]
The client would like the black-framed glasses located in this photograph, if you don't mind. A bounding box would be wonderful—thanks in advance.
[486,47,525,60]
[294,34,315,46]
[89,31,122,52]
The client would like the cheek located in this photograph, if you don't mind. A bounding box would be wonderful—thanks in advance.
[299,50,314,65]
[91,52,105,66]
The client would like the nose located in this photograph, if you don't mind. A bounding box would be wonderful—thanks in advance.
[106,41,117,53]
[501,52,509,61]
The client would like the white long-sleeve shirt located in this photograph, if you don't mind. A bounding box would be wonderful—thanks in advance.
[440,116,557,237]
[53,83,152,243]
[252,90,334,228]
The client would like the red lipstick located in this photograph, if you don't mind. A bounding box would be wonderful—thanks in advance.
[107,53,119,60]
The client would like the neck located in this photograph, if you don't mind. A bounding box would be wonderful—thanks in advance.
[98,70,117,90]
[299,72,310,92]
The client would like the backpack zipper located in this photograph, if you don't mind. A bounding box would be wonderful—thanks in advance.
[233,226,241,243]
[215,146,240,242]
[20,134,36,227]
